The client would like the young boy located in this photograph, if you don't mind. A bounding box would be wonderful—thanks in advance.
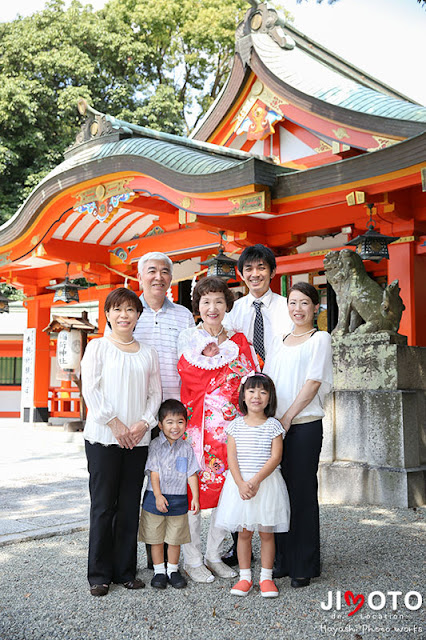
[139,399,200,589]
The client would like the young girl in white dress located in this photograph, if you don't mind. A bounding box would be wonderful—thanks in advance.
[215,373,290,598]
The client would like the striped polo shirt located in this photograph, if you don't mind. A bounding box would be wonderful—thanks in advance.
[134,296,195,400]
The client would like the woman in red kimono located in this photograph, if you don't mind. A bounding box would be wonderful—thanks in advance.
[178,277,258,583]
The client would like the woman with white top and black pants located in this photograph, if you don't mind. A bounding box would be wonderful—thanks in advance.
[264,282,333,588]
[81,288,162,596]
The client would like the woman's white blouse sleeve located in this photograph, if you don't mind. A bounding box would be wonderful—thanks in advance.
[142,348,162,428]
[81,340,117,425]
[305,332,333,394]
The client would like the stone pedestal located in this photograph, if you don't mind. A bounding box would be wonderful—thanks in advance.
[319,334,426,508]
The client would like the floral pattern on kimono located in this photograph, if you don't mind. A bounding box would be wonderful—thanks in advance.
[178,331,257,510]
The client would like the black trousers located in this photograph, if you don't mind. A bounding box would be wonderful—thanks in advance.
[275,419,323,579]
[85,441,148,586]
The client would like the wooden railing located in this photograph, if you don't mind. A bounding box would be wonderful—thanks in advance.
[48,386,81,418]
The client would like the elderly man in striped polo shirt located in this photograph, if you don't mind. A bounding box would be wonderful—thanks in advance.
[133,252,195,400]
[106,252,195,398]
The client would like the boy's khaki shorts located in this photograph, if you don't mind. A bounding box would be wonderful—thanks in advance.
[138,510,191,546]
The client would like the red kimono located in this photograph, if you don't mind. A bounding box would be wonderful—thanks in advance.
[178,330,257,510]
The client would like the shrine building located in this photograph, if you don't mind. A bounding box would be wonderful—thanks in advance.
[0,2,425,422]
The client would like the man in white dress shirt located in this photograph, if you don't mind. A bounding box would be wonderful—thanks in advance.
[224,244,292,362]
[222,244,293,566]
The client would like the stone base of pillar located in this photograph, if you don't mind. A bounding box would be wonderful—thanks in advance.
[319,461,425,508]
[32,407,49,422]
[319,335,426,508]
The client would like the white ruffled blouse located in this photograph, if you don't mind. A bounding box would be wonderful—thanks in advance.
[81,337,162,446]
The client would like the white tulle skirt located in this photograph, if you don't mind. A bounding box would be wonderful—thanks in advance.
[215,469,290,533]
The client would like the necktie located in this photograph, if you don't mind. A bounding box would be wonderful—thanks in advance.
[253,300,265,361]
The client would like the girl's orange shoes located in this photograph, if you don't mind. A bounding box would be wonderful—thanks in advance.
[259,579,279,598]
[230,579,253,596]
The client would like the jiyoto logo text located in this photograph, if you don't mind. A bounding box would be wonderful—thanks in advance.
[321,590,422,617]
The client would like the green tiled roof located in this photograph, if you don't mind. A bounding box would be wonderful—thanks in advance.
[253,33,426,123]
[48,136,243,184]
[42,111,279,186]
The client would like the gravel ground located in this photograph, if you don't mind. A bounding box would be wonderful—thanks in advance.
[0,505,425,640]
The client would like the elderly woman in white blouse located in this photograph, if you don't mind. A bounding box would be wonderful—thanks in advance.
[81,287,161,597]
[264,282,333,590]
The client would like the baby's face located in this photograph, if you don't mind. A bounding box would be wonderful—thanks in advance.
[202,342,220,357]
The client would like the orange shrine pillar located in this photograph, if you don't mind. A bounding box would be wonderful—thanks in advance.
[25,298,51,422]
[387,241,418,346]
[413,252,426,347]
[95,285,115,335]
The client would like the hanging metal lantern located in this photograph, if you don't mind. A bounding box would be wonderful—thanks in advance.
[345,204,399,262]
[0,292,9,314]
[46,262,87,303]
[201,232,237,281]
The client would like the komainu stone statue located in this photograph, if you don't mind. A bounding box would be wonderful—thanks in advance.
[323,249,405,336]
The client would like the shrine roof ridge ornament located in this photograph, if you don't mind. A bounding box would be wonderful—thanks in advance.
[237,1,295,66]
[70,99,277,165]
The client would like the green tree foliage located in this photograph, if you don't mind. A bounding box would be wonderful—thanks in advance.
[0,283,24,301]
[0,0,248,224]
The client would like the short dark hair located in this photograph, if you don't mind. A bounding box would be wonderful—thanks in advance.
[104,288,143,328]
[237,244,276,275]
[238,373,277,418]
[192,277,234,315]
[288,282,319,306]
[159,399,188,423]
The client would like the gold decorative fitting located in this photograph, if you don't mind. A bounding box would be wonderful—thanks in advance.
[77,98,88,115]
[367,136,398,152]
[251,13,263,30]
[178,210,197,225]
[90,122,99,136]
[332,127,350,140]
[34,244,46,258]
[390,236,415,244]
[251,80,264,96]
[346,191,366,206]
[346,192,355,206]
[310,250,330,257]
[180,196,192,209]
[229,191,269,216]
[95,184,106,201]
[314,141,332,154]
[74,179,132,206]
